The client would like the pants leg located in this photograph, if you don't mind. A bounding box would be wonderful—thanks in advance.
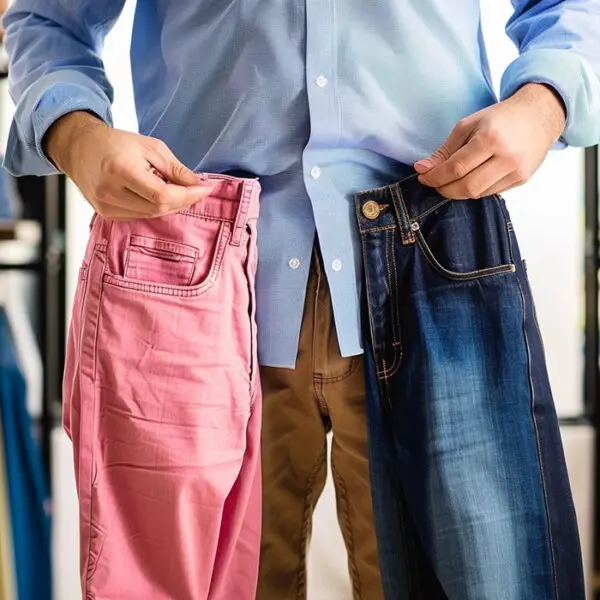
[208,387,263,600]
[63,176,262,600]
[257,258,329,599]
[363,340,448,600]
[258,251,383,600]
[312,258,384,600]
[356,174,584,600]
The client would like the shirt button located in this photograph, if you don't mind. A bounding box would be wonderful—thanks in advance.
[289,257,301,270]
[310,166,321,179]
[316,75,328,88]
[332,259,342,272]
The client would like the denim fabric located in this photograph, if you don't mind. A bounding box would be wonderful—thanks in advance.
[357,174,584,599]
[0,164,21,219]
[0,309,52,600]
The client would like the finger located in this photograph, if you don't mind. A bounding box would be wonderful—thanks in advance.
[96,183,161,215]
[436,157,512,200]
[96,187,187,220]
[414,118,474,173]
[94,200,149,221]
[146,140,203,186]
[480,172,525,197]
[125,164,215,210]
[418,135,493,189]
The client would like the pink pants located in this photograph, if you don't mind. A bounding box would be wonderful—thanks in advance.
[63,174,262,600]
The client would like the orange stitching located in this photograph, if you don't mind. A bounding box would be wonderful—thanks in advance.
[415,231,515,282]
[331,458,363,598]
[412,198,451,222]
[295,445,327,599]
[381,230,401,377]
[314,356,361,384]
[358,224,397,234]
[393,186,416,245]
[515,276,560,599]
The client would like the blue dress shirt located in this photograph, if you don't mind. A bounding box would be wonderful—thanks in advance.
[3,1,600,368]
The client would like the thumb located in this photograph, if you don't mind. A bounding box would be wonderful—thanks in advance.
[414,119,473,173]
[147,138,202,186]
[165,157,201,186]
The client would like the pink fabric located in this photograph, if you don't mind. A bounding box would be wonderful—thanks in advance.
[63,174,262,600]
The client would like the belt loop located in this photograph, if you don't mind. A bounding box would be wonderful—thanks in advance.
[230,180,252,246]
[391,185,416,245]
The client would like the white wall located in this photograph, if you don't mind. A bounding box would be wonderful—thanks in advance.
[56,2,592,599]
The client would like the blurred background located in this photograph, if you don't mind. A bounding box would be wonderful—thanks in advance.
[0,1,597,599]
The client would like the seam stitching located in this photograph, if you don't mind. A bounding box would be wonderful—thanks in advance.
[516,276,559,599]
[331,459,363,598]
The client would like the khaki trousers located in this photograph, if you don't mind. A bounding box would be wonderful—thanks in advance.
[257,252,383,599]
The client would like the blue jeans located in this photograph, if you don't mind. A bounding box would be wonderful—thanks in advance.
[356,174,584,599]
[0,309,52,600]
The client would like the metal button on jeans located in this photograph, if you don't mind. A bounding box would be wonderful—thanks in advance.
[362,200,384,219]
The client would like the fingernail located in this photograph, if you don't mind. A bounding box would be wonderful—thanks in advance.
[414,159,433,170]
[189,183,217,194]
[151,167,168,182]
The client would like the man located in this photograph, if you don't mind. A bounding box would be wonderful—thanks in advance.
[3,1,600,599]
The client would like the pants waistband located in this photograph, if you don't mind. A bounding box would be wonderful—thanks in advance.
[355,173,452,246]
[193,173,261,246]
[89,173,261,248]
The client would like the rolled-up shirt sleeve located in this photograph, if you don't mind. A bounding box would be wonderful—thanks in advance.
[501,0,600,147]
[2,0,125,176]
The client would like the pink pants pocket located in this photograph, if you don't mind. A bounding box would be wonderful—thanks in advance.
[124,235,198,285]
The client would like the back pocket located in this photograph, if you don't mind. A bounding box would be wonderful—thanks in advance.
[124,235,198,286]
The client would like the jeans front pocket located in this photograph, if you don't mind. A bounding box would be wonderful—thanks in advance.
[413,194,515,281]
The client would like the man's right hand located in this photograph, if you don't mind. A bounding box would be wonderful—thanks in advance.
[45,111,214,220]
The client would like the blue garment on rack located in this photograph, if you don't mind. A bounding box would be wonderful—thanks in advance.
[0,161,21,219]
[0,308,51,600]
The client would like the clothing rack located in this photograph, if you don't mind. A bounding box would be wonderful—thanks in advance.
[0,174,67,480]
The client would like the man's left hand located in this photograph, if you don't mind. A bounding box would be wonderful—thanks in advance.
[414,83,566,199]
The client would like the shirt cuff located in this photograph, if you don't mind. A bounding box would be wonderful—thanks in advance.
[500,48,600,148]
[4,69,113,176]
